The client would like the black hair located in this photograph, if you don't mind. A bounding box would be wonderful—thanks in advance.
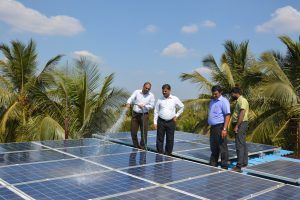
[162,84,171,90]
[144,82,152,87]
[231,87,242,94]
[211,85,222,93]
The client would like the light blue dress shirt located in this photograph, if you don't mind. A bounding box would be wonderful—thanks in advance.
[208,95,231,126]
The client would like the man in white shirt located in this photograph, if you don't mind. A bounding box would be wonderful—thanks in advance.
[126,82,155,149]
[154,84,184,155]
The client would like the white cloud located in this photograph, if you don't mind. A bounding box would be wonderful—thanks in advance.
[144,24,159,33]
[161,42,191,57]
[0,0,84,36]
[256,6,300,34]
[201,20,216,28]
[73,51,102,63]
[181,24,198,34]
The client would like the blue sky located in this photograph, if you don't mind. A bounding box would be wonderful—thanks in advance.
[0,0,300,99]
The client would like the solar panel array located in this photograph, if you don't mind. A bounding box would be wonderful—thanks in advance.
[0,138,298,200]
[245,160,300,184]
[104,130,279,163]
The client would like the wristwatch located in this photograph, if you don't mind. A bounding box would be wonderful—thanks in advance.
[223,128,227,131]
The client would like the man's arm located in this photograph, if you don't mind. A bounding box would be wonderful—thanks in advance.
[126,90,137,108]
[234,109,245,133]
[153,100,160,129]
[174,97,184,121]
[222,114,230,138]
[145,94,155,110]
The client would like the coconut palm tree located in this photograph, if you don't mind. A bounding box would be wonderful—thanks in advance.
[23,57,129,140]
[250,35,300,148]
[0,39,63,142]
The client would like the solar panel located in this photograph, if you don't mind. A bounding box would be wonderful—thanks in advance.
[245,160,300,184]
[123,160,221,184]
[0,159,107,184]
[61,144,138,157]
[86,150,175,169]
[169,171,281,200]
[38,138,111,149]
[16,171,153,200]
[106,186,199,200]
[0,187,24,200]
[0,150,73,166]
[105,131,278,164]
[0,142,47,153]
[250,185,300,200]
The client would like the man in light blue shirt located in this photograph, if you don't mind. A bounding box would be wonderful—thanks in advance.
[208,85,230,169]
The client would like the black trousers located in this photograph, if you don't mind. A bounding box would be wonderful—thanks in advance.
[130,112,149,148]
[156,117,176,155]
[234,121,248,168]
[210,123,229,168]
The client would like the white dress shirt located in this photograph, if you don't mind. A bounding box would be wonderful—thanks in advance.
[127,90,155,113]
[154,94,184,124]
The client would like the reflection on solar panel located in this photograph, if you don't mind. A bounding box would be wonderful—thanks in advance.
[0,150,73,166]
[245,160,300,184]
[0,138,291,199]
[123,160,222,184]
[0,142,46,153]
[38,138,111,149]
[86,150,175,169]
[169,171,280,200]
[249,185,300,200]
[103,131,279,164]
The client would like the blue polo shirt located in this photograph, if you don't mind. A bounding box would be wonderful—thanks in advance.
[208,95,231,125]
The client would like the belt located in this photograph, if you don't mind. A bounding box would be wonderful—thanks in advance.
[211,123,224,128]
[158,117,173,123]
[133,111,149,115]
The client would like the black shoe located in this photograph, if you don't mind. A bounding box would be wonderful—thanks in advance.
[221,166,228,170]
[231,166,242,173]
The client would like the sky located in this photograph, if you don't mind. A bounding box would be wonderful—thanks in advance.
[0,0,300,100]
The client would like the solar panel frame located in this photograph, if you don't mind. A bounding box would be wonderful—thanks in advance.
[122,160,222,184]
[38,138,112,149]
[0,142,48,154]
[0,159,108,185]
[245,160,300,184]
[0,187,24,200]
[169,171,282,200]
[16,171,154,200]
[247,184,300,200]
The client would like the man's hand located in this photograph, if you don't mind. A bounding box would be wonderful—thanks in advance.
[125,103,130,108]
[234,125,239,134]
[153,124,157,130]
[138,103,144,108]
[173,117,177,122]
[221,130,227,139]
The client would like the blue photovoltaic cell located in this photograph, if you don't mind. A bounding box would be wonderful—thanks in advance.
[0,150,73,166]
[251,185,300,200]
[39,138,111,149]
[0,187,23,200]
[0,159,107,184]
[108,187,199,200]
[106,132,132,139]
[169,171,281,200]
[61,144,137,157]
[123,160,221,184]
[246,160,300,183]
[87,150,175,169]
[172,141,209,152]
[0,142,46,153]
[117,136,157,145]
[16,171,153,200]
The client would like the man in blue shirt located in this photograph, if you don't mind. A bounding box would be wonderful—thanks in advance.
[208,85,231,169]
